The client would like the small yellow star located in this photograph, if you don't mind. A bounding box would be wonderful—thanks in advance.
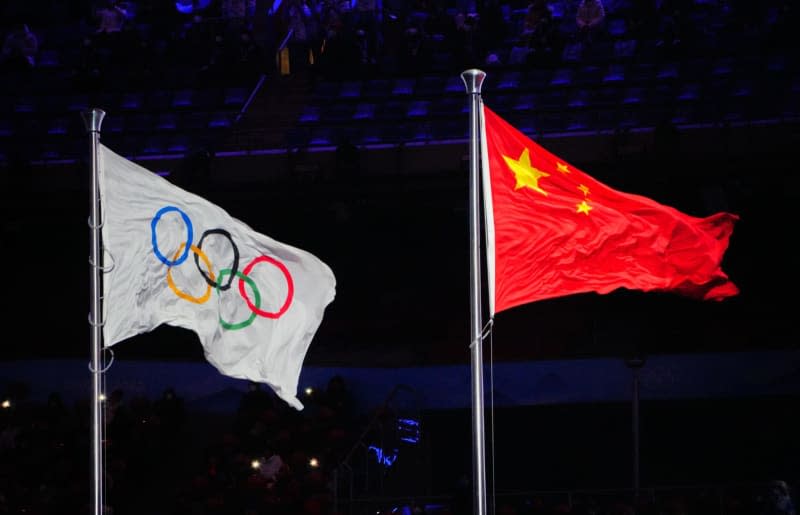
[557,162,571,174]
[576,200,592,215]
[503,148,549,196]
[578,184,590,197]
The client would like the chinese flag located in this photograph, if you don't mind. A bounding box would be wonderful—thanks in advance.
[481,105,739,315]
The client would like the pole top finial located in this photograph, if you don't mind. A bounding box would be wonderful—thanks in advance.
[81,108,106,133]
[461,69,486,95]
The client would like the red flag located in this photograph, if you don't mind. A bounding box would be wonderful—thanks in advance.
[481,105,739,315]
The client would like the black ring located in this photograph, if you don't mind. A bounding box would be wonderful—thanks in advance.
[194,228,239,291]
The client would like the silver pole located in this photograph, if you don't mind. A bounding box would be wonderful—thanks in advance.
[626,356,645,503]
[633,366,639,496]
[81,108,106,515]
[462,68,487,515]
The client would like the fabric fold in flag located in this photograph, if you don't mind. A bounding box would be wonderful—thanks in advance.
[480,105,739,315]
[98,144,336,410]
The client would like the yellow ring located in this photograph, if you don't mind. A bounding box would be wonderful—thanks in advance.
[166,243,216,304]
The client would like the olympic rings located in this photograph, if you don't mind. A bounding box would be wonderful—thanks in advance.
[167,243,215,304]
[152,206,193,266]
[195,228,239,291]
[217,269,260,330]
[239,256,294,319]
[151,206,295,330]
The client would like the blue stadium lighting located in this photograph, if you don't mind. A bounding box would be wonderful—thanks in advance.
[167,141,189,153]
[498,75,519,90]
[678,85,700,101]
[175,0,211,14]
[360,133,381,144]
[604,65,625,82]
[368,446,398,467]
[121,94,143,110]
[397,418,420,444]
[515,94,536,111]
[341,82,362,98]
[354,103,375,120]
[392,80,414,96]
[623,89,642,104]
[568,92,588,108]
[47,120,68,135]
[268,0,282,15]
[407,101,428,117]
[608,18,627,37]
[209,114,231,128]
[657,63,679,79]
[551,69,572,86]
[444,77,464,93]
[157,115,177,130]
[299,107,320,123]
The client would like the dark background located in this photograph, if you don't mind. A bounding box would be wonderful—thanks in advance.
[1,0,798,368]
[0,1,799,509]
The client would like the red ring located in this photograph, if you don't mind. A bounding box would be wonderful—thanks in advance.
[239,255,294,319]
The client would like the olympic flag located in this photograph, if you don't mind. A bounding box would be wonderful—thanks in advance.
[98,144,336,409]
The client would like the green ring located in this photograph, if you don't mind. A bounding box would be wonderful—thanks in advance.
[217,269,261,330]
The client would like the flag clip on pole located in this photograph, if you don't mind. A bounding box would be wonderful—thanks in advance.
[81,107,106,515]
[462,68,488,515]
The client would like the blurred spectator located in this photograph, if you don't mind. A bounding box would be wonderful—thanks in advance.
[766,1,799,50]
[352,0,381,65]
[423,1,451,38]
[321,375,354,421]
[238,382,274,419]
[335,135,361,181]
[320,7,370,78]
[655,0,692,57]
[203,31,236,83]
[484,51,502,68]
[281,0,316,74]
[234,26,266,80]
[624,0,657,42]
[153,387,185,443]
[71,35,101,86]
[767,480,797,515]
[524,0,553,37]
[450,10,479,69]
[177,13,215,71]
[94,0,131,33]
[221,0,256,30]
[1,23,38,71]
[477,0,507,55]
[396,24,433,75]
[575,0,606,43]
[523,0,559,66]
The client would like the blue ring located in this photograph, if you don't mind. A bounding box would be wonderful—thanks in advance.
[151,206,193,266]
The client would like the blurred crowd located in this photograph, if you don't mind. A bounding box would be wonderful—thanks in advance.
[1,374,797,514]
[0,375,363,515]
[2,0,797,92]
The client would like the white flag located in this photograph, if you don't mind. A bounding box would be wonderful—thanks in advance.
[98,144,336,410]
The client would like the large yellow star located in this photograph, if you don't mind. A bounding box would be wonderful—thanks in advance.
[576,200,592,215]
[503,148,549,196]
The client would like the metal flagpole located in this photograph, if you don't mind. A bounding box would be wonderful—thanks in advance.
[81,108,106,515]
[626,356,645,503]
[462,69,488,515]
